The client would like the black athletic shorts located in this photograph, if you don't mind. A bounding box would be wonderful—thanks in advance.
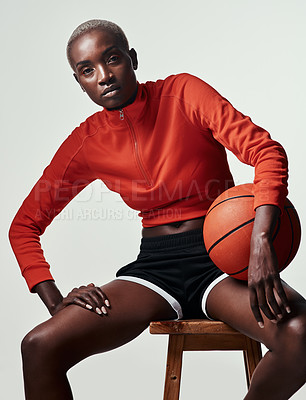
[116,228,227,319]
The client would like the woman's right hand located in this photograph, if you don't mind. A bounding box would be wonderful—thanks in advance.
[54,283,111,316]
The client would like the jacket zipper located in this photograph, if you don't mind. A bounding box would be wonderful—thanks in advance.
[119,109,153,188]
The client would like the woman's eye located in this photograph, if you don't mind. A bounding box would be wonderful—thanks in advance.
[108,55,119,64]
[82,68,93,75]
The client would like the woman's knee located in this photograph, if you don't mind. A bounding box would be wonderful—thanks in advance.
[22,326,46,358]
[21,323,59,366]
[283,313,306,348]
[273,311,306,367]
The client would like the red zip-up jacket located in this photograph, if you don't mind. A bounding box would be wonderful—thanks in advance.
[9,73,288,291]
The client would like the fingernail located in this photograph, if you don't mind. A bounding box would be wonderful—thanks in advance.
[286,307,292,314]
[101,306,107,315]
[277,314,283,318]
[258,322,264,329]
[85,304,92,310]
[105,299,110,307]
[271,319,277,324]
[96,307,102,315]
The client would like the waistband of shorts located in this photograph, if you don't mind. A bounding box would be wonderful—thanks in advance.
[140,228,204,251]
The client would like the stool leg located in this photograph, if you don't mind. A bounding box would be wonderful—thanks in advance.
[163,335,184,400]
[243,338,263,388]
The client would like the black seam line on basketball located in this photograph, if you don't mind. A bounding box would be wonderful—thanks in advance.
[206,195,255,216]
[282,206,295,270]
[229,266,249,276]
[207,217,255,254]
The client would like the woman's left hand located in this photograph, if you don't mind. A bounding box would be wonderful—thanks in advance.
[248,205,291,328]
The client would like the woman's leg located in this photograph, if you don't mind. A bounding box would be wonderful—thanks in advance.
[206,277,306,400]
[21,279,177,400]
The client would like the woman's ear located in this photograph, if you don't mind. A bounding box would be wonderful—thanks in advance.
[129,48,138,70]
[73,73,85,92]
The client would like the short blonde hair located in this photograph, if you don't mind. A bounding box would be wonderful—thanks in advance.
[66,19,129,68]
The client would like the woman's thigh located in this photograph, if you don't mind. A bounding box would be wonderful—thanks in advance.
[206,277,306,348]
[24,279,176,370]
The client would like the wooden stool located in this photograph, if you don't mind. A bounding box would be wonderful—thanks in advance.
[150,319,262,400]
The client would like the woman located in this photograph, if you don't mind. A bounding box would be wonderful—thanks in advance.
[9,19,306,399]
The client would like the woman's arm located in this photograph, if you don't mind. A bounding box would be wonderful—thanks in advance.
[178,73,288,211]
[178,74,290,325]
[34,281,64,316]
[9,127,96,292]
[248,204,291,327]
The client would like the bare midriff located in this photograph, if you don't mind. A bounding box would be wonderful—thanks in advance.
[141,216,205,238]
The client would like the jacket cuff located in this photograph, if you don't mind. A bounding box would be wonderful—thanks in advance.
[22,266,55,292]
[253,185,287,214]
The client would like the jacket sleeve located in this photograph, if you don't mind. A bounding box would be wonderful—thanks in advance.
[178,73,288,210]
[9,128,96,291]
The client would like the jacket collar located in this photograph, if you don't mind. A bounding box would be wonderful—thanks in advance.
[103,82,148,125]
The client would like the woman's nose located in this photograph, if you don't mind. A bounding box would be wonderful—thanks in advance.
[97,65,113,85]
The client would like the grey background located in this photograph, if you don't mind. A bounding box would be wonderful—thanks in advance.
[1,0,306,398]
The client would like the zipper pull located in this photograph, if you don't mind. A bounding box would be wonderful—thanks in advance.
[119,109,124,120]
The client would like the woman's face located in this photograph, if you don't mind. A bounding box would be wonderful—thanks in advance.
[70,29,138,109]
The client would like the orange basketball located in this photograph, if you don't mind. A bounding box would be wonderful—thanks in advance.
[203,183,301,280]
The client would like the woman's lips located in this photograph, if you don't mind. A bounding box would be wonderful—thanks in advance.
[102,87,120,97]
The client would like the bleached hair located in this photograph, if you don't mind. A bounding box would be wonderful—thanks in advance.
[67,19,129,68]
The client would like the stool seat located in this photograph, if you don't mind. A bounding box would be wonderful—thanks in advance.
[150,319,262,399]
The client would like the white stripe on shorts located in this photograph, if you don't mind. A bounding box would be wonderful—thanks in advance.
[201,273,228,320]
[116,276,183,319]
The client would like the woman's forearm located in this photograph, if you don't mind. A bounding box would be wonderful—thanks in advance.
[249,204,281,275]
[33,281,64,316]
[251,204,280,239]
[248,203,291,326]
